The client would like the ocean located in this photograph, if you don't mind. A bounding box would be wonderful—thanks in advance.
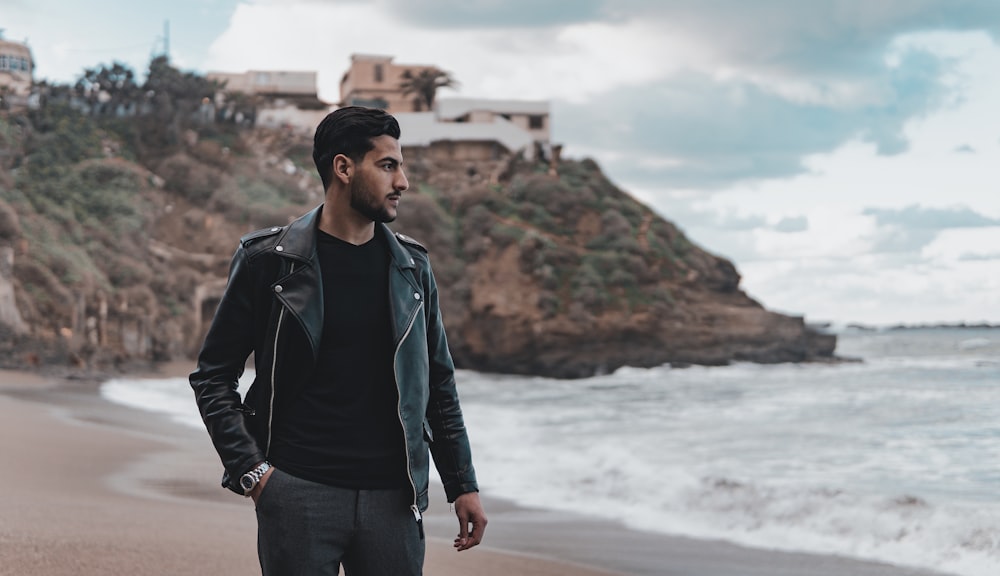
[102,327,1000,576]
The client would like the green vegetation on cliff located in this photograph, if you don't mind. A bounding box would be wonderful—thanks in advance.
[0,59,834,376]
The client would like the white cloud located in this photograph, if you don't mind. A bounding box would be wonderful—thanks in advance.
[601,31,1000,326]
[205,1,706,104]
[923,228,1000,261]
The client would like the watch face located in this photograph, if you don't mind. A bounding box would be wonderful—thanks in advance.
[240,475,254,491]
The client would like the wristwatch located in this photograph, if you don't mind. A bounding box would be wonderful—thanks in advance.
[239,461,271,495]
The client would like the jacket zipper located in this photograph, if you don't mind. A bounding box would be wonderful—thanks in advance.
[266,262,294,455]
[394,299,423,536]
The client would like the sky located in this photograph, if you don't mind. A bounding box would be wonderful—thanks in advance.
[5,0,1000,327]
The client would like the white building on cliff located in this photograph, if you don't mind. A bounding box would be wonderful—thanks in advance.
[0,32,34,109]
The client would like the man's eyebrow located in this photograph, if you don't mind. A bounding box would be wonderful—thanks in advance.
[377,156,403,166]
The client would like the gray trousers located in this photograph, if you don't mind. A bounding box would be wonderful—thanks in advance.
[255,468,425,576]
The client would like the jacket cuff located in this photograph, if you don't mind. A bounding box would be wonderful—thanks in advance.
[223,453,267,495]
[444,482,480,503]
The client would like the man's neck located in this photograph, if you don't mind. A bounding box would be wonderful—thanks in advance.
[318,200,376,246]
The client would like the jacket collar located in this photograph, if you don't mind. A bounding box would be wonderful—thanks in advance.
[273,205,320,263]
[380,224,417,271]
[273,204,416,270]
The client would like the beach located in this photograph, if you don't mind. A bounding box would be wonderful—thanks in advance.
[1,364,948,576]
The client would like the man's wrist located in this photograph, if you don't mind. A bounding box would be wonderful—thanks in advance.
[239,461,271,495]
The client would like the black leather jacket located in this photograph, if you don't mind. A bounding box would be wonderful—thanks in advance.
[189,205,478,515]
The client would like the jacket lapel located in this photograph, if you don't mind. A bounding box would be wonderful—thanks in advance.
[381,224,422,344]
[272,205,324,361]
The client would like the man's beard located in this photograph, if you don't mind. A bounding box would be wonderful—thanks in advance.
[349,178,396,223]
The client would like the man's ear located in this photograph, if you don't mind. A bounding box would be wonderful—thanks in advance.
[333,154,353,184]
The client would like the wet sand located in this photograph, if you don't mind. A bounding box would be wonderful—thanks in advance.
[0,366,947,576]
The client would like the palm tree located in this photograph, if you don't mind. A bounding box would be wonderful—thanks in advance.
[399,68,457,111]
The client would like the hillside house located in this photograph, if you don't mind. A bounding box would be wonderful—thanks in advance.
[206,69,332,131]
[339,54,441,112]
[211,56,556,166]
[437,98,550,144]
[0,34,34,108]
[394,111,532,163]
[340,54,552,164]
[396,97,551,164]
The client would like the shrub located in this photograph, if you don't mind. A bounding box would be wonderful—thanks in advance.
[106,253,153,287]
[158,155,222,204]
[14,259,74,330]
[0,199,20,241]
[570,261,608,311]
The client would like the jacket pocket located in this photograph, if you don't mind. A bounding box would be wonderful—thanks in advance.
[236,403,256,416]
[254,468,281,511]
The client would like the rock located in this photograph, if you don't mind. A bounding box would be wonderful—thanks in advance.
[0,246,26,334]
[395,155,838,378]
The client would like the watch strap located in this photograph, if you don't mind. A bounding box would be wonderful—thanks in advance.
[240,461,271,495]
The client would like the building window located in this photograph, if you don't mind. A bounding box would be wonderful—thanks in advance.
[529,115,545,129]
[374,64,383,83]
[0,55,7,71]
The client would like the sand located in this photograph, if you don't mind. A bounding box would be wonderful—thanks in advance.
[0,365,948,576]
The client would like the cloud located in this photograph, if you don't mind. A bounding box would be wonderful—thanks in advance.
[860,204,1000,255]
[773,216,809,233]
[379,0,609,28]
[624,1,1000,71]
[958,252,1000,261]
[212,1,995,193]
[736,242,1000,325]
[370,1,1000,44]
[372,1,1000,83]
[954,144,976,153]
[865,227,940,255]
[557,45,951,189]
[863,204,1000,229]
[337,2,1000,194]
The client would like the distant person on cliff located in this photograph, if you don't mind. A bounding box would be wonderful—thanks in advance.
[190,106,487,575]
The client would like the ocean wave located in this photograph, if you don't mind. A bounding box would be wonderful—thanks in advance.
[100,330,1000,576]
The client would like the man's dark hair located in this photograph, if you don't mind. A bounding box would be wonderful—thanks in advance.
[312,106,401,190]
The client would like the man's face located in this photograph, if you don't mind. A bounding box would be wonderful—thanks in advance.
[349,135,408,223]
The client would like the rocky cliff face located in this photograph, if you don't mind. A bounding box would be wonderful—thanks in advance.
[393,156,836,378]
[0,110,834,377]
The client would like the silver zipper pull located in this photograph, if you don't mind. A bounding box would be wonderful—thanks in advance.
[411,505,424,540]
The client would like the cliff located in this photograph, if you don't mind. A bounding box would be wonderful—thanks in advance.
[394,155,835,377]
[0,105,835,378]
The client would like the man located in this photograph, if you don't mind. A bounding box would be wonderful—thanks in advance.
[190,106,486,575]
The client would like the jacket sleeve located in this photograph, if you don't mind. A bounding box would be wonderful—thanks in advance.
[189,244,265,493]
[422,261,479,502]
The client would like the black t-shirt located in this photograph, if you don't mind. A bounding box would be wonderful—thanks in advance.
[268,230,409,489]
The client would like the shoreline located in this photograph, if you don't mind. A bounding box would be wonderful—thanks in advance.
[1,364,949,576]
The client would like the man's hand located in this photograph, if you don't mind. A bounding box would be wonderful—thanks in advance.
[248,466,275,505]
[452,491,487,551]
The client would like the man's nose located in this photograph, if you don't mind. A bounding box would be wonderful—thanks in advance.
[395,169,409,192]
